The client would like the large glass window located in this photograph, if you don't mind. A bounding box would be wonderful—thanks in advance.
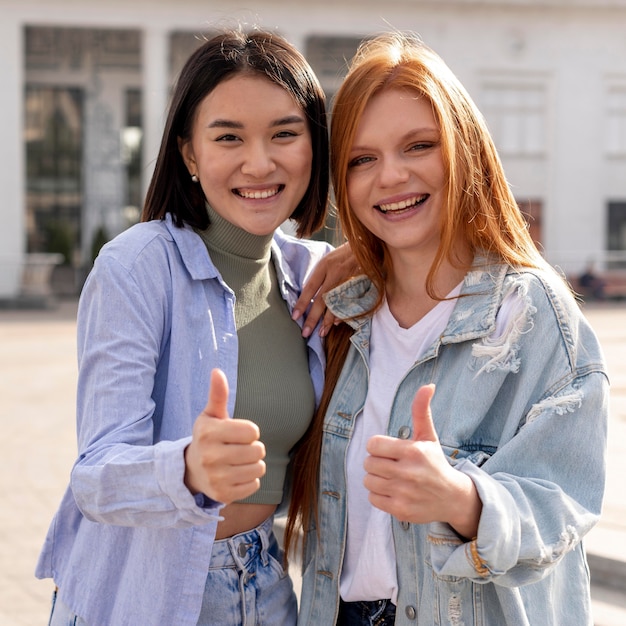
[306,35,363,104]
[24,85,83,264]
[121,88,143,224]
[24,26,142,282]
[606,84,626,157]
[169,31,207,85]
[607,201,626,268]
[481,83,547,157]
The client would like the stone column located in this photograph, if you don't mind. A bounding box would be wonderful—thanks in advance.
[141,26,170,202]
[0,16,24,299]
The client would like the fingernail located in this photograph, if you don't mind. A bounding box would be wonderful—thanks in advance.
[302,326,312,338]
[292,309,301,321]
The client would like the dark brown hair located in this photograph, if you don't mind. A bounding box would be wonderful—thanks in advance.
[142,28,329,237]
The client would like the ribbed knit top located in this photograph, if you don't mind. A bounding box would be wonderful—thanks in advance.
[196,205,315,504]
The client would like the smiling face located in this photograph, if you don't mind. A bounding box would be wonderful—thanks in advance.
[346,87,446,265]
[179,73,313,236]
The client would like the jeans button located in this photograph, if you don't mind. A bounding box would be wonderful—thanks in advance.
[238,543,248,558]
[401,521,410,530]
[405,605,417,620]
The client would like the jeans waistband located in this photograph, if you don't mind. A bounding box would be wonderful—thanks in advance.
[338,598,396,626]
[209,515,274,571]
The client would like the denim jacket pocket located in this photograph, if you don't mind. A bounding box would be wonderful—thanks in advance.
[444,445,494,469]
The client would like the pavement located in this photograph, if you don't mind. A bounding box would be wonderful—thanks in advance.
[0,297,624,626]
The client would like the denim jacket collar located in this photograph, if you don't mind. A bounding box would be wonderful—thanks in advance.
[323,255,509,344]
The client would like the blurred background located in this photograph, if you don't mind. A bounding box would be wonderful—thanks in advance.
[2,0,626,307]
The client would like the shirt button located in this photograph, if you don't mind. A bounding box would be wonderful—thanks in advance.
[401,521,410,530]
[237,543,248,558]
[405,605,417,620]
[398,425,411,439]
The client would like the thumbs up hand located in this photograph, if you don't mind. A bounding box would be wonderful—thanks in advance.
[184,369,266,504]
[363,384,481,538]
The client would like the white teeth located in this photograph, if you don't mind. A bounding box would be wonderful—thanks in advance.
[238,187,279,199]
[378,196,426,213]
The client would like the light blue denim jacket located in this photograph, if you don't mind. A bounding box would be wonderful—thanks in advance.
[298,259,609,626]
[35,215,330,626]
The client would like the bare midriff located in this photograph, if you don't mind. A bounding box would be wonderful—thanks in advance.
[214,502,277,539]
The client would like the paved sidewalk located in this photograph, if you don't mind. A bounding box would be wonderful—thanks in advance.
[0,298,624,625]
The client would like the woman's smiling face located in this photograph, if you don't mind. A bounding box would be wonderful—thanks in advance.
[346,87,446,261]
[180,73,313,236]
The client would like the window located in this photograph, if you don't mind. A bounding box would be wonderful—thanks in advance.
[24,26,142,273]
[169,31,207,86]
[481,83,547,156]
[121,88,142,224]
[607,201,626,268]
[606,84,626,157]
[24,85,83,263]
[306,35,364,102]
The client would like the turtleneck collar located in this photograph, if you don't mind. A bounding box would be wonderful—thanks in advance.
[196,203,274,261]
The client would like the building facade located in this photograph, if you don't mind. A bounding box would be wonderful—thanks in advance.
[2,0,626,299]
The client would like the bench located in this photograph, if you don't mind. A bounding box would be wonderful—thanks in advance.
[19,252,64,305]
[569,269,626,301]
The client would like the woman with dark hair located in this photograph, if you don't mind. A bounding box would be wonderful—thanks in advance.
[287,32,608,626]
[36,28,334,626]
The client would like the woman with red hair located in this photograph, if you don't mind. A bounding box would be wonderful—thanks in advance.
[287,32,608,626]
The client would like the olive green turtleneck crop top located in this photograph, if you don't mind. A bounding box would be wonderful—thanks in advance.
[196,205,315,504]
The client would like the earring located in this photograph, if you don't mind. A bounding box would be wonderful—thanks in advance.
[191,174,199,183]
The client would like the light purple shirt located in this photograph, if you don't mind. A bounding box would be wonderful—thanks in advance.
[36,215,330,625]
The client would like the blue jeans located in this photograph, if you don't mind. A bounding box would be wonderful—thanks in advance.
[48,589,87,626]
[196,515,297,625]
[337,598,396,626]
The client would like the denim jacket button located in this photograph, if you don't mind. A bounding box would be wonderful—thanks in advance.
[405,605,417,620]
[398,425,411,439]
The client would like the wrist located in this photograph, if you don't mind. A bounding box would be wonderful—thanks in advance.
[447,472,482,540]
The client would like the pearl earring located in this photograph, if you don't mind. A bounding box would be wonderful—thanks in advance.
[191,174,199,183]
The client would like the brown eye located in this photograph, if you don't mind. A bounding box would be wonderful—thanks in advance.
[215,134,240,142]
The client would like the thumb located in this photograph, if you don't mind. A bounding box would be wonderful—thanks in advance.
[411,384,438,442]
[203,368,230,420]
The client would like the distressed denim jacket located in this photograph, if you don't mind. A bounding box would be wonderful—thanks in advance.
[35,215,330,626]
[298,259,609,626]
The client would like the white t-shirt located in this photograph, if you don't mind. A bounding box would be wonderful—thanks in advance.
[340,283,522,603]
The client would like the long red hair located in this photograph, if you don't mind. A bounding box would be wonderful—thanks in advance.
[285,32,544,558]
